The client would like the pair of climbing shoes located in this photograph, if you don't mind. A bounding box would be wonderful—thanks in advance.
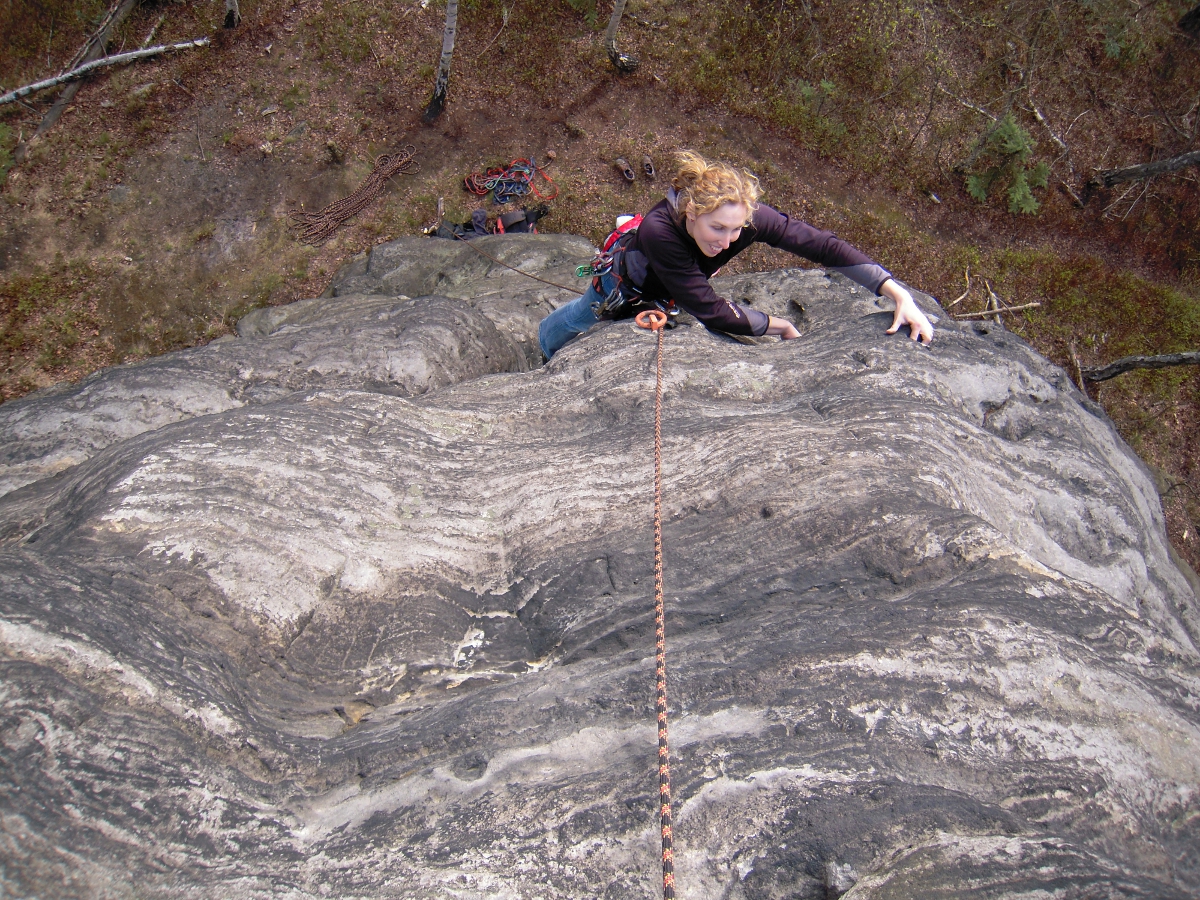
[614,155,656,183]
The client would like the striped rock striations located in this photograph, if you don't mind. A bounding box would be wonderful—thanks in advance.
[1,236,1197,898]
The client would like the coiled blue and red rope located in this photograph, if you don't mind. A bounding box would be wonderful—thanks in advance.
[463,157,558,204]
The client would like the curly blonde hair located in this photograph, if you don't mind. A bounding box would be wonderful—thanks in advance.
[671,150,761,226]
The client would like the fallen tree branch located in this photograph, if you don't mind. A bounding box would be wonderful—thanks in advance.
[1090,150,1200,189]
[1059,179,1085,207]
[140,10,169,48]
[627,12,667,28]
[948,267,970,308]
[0,38,210,108]
[1163,479,1200,501]
[1081,351,1200,382]
[938,86,997,122]
[1029,100,1067,154]
[954,301,1042,319]
[471,1,511,61]
[985,279,1005,323]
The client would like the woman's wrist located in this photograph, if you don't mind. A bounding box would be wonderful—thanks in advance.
[879,278,909,303]
[766,316,800,339]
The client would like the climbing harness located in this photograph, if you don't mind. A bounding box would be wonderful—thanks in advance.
[463,157,558,204]
[585,214,648,319]
[636,307,676,898]
[575,209,639,276]
[289,147,420,245]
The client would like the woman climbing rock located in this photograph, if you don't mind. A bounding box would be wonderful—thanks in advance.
[538,150,934,359]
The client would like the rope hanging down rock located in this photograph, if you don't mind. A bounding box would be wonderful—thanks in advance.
[636,308,676,899]
[290,147,420,245]
[450,233,585,294]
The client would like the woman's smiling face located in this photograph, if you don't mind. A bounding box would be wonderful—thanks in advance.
[685,202,749,257]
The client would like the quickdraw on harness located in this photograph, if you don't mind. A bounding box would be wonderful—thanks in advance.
[463,157,559,204]
[578,215,679,323]
[635,308,677,899]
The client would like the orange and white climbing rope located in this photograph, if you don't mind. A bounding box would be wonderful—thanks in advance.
[636,308,675,898]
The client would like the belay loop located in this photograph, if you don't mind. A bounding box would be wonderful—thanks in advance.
[635,310,667,331]
[639,305,675,898]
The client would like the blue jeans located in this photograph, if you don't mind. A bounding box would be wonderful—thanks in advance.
[539,272,616,359]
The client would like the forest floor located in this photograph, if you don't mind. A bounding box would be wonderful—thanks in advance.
[1,0,1198,575]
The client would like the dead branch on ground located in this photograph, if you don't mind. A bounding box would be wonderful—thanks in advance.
[984,280,1006,324]
[472,2,512,61]
[1081,351,1200,383]
[1068,342,1089,398]
[939,87,998,122]
[1,39,211,108]
[1090,149,1200,189]
[953,302,1042,319]
[948,268,971,308]
[68,0,138,70]
[140,10,168,48]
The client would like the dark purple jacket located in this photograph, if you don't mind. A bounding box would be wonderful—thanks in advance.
[625,197,892,336]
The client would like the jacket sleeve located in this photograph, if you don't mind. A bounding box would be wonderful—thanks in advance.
[752,206,893,295]
[638,219,770,336]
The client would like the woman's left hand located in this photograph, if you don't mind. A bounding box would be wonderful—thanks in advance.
[766,315,801,340]
[881,280,934,345]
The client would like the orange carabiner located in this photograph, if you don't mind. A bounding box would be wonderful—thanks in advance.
[635,309,668,331]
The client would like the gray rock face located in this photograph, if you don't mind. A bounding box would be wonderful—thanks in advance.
[1,235,1197,899]
[0,236,585,498]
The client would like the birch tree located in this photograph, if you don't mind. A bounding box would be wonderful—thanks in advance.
[423,0,459,122]
[1181,3,1200,36]
[604,0,638,73]
[14,0,140,163]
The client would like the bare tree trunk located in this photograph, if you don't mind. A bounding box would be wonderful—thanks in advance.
[1082,351,1200,383]
[1090,149,1200,189]
[224,0,241,28]
[604,0,639,73]
[14,0,140,163]
[423,0,459,122]
[1181,3,1200,37]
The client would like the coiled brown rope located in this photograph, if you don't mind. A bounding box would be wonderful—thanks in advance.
[636,308,675,898]
[290,147,420,245]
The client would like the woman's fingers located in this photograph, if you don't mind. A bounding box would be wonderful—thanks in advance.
[887,301,934,344]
